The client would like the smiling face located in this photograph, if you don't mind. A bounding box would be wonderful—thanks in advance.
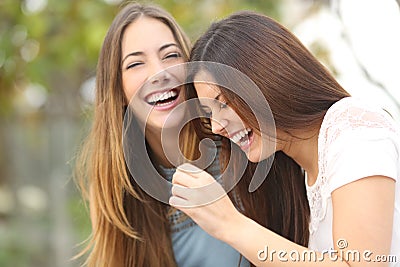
[194,75,279,163]
[121,16,186,130]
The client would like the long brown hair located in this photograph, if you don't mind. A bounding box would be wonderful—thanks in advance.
[188,11,350,251]
[75,2,195,266]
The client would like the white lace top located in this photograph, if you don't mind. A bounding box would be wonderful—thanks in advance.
[306,97,400,265]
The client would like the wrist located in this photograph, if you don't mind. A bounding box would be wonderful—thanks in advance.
[219,209,248,245]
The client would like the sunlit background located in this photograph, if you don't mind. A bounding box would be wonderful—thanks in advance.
[1,0,399,266]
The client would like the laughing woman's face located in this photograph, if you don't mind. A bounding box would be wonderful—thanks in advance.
[194,75,280,163]
[121,16,186,130]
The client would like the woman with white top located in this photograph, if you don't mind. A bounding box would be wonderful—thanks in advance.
[170,11,400,267]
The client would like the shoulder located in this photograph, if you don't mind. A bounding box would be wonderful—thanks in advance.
[318,98,400,191]
[320,97,399,147]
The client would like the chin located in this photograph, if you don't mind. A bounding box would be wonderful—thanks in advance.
[247,153,262,163]
[152,112,186,130]
[246,146,274,163]
[242,146,259,163]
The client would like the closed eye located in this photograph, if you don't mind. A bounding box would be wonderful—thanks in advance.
[219,101,228,109]
[204,111,212,118]
[126,61,144,70]
[214,94,229,110]
[200,105,212,118]
[199,105,212,130]
[164,52,181,60]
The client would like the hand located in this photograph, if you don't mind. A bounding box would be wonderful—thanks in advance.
[169,163,240,241]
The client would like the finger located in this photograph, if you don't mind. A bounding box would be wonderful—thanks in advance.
[172,171,195,187]
[172,182,228,208]
[174,165,216,182]
[173,171,217,190]
[172,169,208,187]
[169,195,201,209]
[176,163,210,180]
[177,163,203,175]
[171,184,202,202]
[171,184,188,199]
[169,195,191,209]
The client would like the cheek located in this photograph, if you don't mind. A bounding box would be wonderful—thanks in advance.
[256,135,277,161]
[122,73,146,102]
[170,57,185,66]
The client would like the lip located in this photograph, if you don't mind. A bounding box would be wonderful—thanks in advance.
[228,128,254,151]
[144,87,181,111]
[240,130,254,151]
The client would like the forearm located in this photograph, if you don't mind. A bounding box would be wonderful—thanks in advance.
[223,212,349,267]
[171,167,395,267]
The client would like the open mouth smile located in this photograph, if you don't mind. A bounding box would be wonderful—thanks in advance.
[145,88,180,111]
[230,128,254,150]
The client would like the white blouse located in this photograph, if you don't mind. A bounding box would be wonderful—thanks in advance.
[306,97,400,266]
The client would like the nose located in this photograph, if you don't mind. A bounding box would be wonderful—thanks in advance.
[211,118,228,135]
[149,62,171,85]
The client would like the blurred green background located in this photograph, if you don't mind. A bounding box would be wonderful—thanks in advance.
[0,0,399,266]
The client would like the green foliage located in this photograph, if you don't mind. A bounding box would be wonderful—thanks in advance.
[0,0,120,117]
[68,193,91,242]
[156,0,281,40]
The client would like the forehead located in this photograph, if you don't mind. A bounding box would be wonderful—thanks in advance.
[194,82,221,105]
[194,70,221,98]
[122,16,176,52]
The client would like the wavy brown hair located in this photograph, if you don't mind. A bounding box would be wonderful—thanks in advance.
[187,10,351,257]
[75,2,196,266]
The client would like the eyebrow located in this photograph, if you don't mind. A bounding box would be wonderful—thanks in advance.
[199,93,222,109]
[121,43,179,64]
[200,93,221,104]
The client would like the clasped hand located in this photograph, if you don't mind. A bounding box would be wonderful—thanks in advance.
[169,163,239,240]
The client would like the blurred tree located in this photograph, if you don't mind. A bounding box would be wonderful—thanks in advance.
[0,0,119,117]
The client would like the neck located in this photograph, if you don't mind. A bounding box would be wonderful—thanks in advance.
[280,127,320,186]
[145,125,182,168]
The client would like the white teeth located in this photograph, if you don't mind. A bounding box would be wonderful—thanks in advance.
[147,90,177,104]
[230,128,251,145]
